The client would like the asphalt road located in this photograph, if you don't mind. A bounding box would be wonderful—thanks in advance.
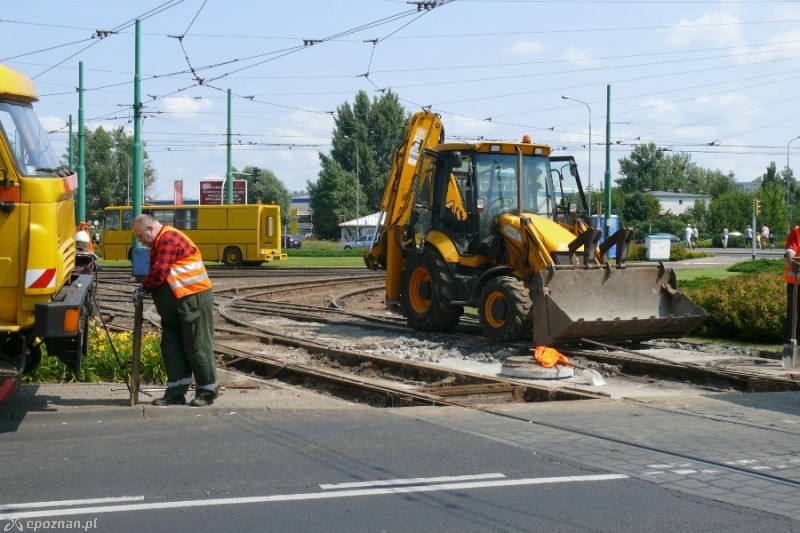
[0,404,792,532]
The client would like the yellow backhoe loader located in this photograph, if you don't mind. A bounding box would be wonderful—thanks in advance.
[365,110,706,345]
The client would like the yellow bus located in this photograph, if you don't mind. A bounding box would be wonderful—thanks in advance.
[102,204,286,266]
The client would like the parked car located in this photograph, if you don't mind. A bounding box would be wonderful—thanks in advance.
[283,235,302,249]
[342,234,374,249]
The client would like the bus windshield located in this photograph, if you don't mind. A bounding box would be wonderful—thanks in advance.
[0,100,59,176]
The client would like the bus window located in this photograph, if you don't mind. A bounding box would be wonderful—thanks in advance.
[149,209,174,226]
[122,209,133,231]
[175,209,198,230]
[105,210,120,231]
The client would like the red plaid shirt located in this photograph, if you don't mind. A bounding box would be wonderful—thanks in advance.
[141,226,200,292]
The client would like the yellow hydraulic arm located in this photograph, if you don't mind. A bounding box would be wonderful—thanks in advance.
[365,110,444,303]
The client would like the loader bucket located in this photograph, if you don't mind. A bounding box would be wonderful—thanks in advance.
[530,265,707,346]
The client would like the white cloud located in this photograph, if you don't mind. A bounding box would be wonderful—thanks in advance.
[161,96,214,117]
[507,40,547,56]
[695,92,749,109]
[639,98,681,122]
[666,12,746,49]
[751,30,800,62]
[562,47,597,67]
[39,115,65,132]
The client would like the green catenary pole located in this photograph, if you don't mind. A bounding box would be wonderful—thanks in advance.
[68,114,73,171]
[604,84,612,234]
[76,62,85,225]
[132,19,143,232]
[226,88,233,204]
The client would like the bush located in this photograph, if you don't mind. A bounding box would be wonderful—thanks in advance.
[685,273,784,343]
[627,243,645,261]
[24,322,167,384]
[728,258,783,275]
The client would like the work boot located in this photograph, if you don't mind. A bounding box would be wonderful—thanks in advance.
[189,387,219,407]
[152,395,186,406]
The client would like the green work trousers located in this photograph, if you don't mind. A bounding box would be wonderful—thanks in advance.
[151,285,217,397]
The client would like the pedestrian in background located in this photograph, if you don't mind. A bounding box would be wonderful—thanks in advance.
[721,227,729,249]
[691,225,699,247]
[762,224,771,249]
[131,214,219,407]
[684,224,694,249]
[745,225,753,247]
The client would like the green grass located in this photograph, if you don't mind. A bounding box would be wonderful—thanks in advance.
[265,255,367,268]
[675,267,740,282]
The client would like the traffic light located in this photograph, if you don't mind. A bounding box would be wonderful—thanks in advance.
[754,199,761,216]
[252,167,260,181]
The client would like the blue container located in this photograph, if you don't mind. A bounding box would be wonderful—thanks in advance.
[590,215,619,259]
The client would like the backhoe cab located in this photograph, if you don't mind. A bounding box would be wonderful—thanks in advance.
[365,110,706,345]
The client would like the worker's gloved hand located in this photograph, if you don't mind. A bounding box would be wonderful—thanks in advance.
[131,285,145,304]
[792,260,800,274]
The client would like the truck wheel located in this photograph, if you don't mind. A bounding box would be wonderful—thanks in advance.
[223,246,243,267]
[479,276,532,341]
[400,250,462,332]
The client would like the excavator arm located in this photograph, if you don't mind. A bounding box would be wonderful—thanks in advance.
[365,110,445,303]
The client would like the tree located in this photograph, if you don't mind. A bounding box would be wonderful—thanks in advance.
[308,156,358,239]
[240,165,291,227]
[617,143,735,198]
[760,161,781,188]
[62,127,156,222]
[324,90,408,215]
[759,181,788,236]
[617,143,688,194]
[619,192,660,237]
[621,192,660,224]
[707,190,752,236]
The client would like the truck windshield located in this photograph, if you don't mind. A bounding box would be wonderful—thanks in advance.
[0,100,59,176]
[475,153,551,217]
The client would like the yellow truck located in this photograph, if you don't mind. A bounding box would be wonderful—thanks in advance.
[365,110,706,345]
[0,64,95,402]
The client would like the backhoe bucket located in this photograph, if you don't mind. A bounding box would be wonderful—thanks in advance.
[530,266,707,346]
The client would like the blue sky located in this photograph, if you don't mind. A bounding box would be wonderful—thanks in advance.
[3,0,800,201]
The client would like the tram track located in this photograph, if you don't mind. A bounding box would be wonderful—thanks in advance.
[93,268,798,408]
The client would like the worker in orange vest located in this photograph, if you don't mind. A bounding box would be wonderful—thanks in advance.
[131,214,218,407]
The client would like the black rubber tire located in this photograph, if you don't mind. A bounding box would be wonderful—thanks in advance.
[400,250,462,332]
[478,276,533,341]
[223,246,243,267]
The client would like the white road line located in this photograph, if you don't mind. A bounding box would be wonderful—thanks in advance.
[0,496,144,512]
[319,473,506,489]
[0,474,628,520]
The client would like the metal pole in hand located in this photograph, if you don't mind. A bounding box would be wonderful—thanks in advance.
[130,296,143,405]
[792,270,800,368]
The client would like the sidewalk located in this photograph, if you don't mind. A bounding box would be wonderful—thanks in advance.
[0,369,360,418]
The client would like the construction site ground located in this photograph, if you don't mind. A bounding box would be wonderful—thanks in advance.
[4,250,800,526]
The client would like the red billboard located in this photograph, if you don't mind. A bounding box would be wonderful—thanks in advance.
[173,180,184,206]
[199,179,248,205]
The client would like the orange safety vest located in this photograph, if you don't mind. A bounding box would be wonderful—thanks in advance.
[155,227,212,299]
[532,345,571,368]
[785,227,800,284]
